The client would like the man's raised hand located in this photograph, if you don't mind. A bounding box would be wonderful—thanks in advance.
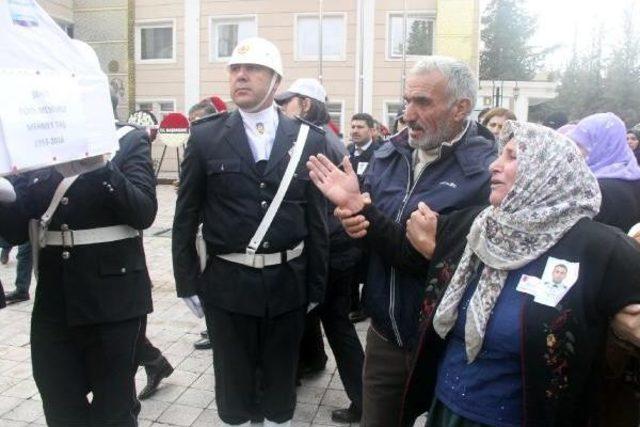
[307,155,365,213]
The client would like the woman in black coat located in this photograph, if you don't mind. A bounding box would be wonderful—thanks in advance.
[568,113,640,232]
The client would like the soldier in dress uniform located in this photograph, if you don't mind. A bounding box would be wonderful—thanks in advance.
[0,115,157,424]
[172,37,329,427]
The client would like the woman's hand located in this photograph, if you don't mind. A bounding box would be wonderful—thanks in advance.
[307,155,365,213]
[611,304,640,347]
[406,202,438,259]
[334,193,371,238]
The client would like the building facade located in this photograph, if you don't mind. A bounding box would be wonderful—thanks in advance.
[132,0,480,134]
[39,0,480,174]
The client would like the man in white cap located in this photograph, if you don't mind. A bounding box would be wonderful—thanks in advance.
[276,79,364,423]
[172,38,329,427]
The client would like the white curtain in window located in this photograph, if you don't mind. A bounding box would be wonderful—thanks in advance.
[141,27,173,60]
[297,15,344,59]
[215,18,257,59]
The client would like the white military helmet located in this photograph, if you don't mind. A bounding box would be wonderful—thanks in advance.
[228,37,283,78]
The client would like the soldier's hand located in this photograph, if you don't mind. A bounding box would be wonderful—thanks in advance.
[183,295,205,318]
[611,304,640,348]
[307,155,364,213]
[406,202,438,259]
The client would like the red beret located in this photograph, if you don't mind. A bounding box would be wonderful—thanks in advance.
[210,96,227,112]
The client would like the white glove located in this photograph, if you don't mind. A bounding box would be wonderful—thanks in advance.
[183,295,204,318]
[0,177,15,203]
[307,302,319,313]
[55,155,107,177]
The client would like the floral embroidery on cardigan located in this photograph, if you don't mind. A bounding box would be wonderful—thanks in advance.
[543,308,575,399]
[420,259,456,323]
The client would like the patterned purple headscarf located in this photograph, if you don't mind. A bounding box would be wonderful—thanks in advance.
[569,112,640,181]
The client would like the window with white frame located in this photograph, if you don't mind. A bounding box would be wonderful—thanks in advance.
[136,21,175,62]
[326,102,344,135]
[388,13,434,59]
[296,14,345,61]
[384,102,403,128]
[136,100,176,122]
[210,16,257,61]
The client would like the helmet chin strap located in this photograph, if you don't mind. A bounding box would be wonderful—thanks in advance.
[242,74,278,114]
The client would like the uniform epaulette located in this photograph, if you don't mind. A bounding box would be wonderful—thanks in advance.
[294,116,326,135]
[191,111,229,127]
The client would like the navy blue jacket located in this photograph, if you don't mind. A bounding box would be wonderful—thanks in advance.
[362,122,497,348]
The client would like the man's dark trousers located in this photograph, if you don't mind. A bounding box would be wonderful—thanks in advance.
[31,316,142,427]
[205,305,305,424]
[320,267,364,410]
[136,315,162,365]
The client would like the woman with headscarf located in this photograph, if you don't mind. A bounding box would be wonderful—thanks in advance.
[306,121,640,427]
[568,113,640,232]
[627,128,640,163]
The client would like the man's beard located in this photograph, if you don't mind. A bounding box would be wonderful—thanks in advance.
[408,120,457,151]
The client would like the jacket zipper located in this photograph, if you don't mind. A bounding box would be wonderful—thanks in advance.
[389,153,428,347]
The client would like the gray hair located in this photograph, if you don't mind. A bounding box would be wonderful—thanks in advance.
[409,56,477,115]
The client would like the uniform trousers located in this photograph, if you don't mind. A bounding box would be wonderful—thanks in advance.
[205,305,305,424]
[31,316,142,427]
[136,316,162,366]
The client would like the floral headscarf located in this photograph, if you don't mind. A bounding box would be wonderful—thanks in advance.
[568,112,640,181]
[432,121,601,362]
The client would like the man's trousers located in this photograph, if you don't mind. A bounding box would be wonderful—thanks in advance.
[205,305,305,425]
[31,316,142,427]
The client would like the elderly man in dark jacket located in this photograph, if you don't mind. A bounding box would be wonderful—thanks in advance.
[308,56,497,426]
[0,121,157,426]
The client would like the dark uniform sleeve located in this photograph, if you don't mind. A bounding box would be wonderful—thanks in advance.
[599,232,640,317]
[88,130,158,229]
[172,132,207,298]
[0,174,32,245]
[305,135,330,304]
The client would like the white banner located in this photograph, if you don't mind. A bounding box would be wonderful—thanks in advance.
[0,0,118,176]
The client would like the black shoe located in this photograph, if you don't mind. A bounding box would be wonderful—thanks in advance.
[193,336,211,350]
[0,249,9,265]
[349,309,368,323]
[138,356,174,400]
[200,330,208,338]
[5,290,29,303]
[331,404,362,423]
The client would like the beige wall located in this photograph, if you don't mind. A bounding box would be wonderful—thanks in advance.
[135,0,185,112]
[199,0,358,129]
[129,0,479,174]
[38,0,74,22]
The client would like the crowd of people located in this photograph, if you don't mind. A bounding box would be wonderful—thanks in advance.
[1,34,640,427]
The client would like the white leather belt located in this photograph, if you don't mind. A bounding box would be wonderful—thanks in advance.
[44,225,140,247]
[216,242,304,269]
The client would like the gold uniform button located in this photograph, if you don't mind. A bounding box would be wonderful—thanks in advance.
[259,182,266,189]
[120,267,126,274]
[60,197,69,205]
[261,201,268,209]
[262,241,270,249]
[61,251,70,260]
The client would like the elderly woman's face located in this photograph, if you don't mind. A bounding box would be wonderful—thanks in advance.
[627,132,639,150]
[489,139,518,207]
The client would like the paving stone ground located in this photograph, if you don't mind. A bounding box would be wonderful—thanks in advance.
[0,185,426,426]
